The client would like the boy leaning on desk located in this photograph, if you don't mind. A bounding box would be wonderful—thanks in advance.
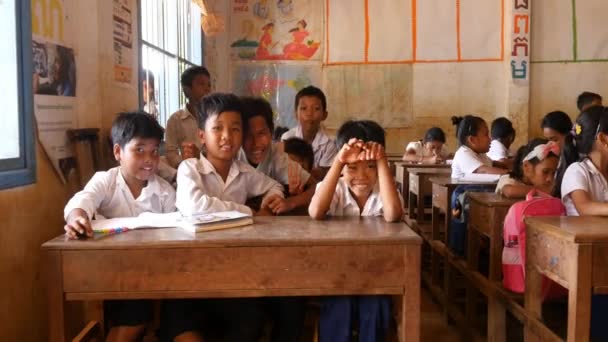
[63,112,175,342]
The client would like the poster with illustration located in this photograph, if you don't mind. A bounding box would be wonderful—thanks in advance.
[232,62,321,127]
[229,0,323,61]
[31,0,77,183]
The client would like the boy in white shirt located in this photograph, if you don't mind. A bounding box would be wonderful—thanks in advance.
[239,96,316,215]
[165,66,212,168]
[165,93,284,342]
[309,120,403,342]
[175,94,284,217]
[63,112,175,342]
[281,86,337,179]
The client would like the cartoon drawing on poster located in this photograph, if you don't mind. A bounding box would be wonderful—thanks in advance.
[230,0,323,61]
[232,63,321,127]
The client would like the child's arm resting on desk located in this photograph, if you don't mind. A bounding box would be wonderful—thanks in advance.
[372,142,403,222]
[176,161,253,216]
[63,172,111,238]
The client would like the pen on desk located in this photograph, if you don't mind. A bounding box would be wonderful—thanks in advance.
[93,227,131,234]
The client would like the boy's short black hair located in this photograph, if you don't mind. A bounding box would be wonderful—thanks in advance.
[295,86,327,112]
[197,93,244,130]
[336,120,385,148]
[240,96,274,134]
[577,91,602,111]
[111,111,164,148]
[180,65,211,88]
[273,126,289,141]
[283,137,314,171]
[491,117,516,140]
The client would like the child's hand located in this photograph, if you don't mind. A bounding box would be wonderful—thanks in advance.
[288,161,304,195]
[363,142,386,161]
[337,138,366,164]
[260,194,283,212]
[254,207,274,216]
[429,154,443,164]
[267,197,297,215]
[64,209,92,239]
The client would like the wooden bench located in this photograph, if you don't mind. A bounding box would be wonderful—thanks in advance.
[42,216,422,342]
[524,216,608,342]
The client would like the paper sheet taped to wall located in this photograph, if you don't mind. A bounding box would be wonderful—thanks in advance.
[322,64,413,129]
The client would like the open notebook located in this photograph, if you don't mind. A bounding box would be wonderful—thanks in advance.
[91,211,253,233]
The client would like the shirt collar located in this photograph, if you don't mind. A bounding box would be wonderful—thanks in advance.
[583,158,602,176]
[116,167,169,198]
[178,106,196,120]
[341,179,380,214]
[295,125,330,147]
[197,154,253,176]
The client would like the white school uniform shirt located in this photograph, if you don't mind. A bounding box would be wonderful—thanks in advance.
[165,106,201,168]
[495,174,524,195]
[405,141,450,158]
[176,154,285,216]
[237,143,311,185]
[63,167,176,221]
[487,140,510,161]
[281,125,337,168]
[561,158,608,216]
[318,178,404,217]
[451,145,493,179]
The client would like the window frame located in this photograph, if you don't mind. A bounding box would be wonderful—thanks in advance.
[137,0,204,126]
[0,0,36,190]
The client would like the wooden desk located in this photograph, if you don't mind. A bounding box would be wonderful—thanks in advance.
[467,192,519,341]
[394,163,450,208]
[427,178,496,317]
[524,216,608,342]
[387,153,404,175]
[407,168,451,224]
[42,216,422,342]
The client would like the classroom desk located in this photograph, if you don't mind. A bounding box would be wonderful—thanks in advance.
[42,216,422,342]
[407,168,451,224]
[427,178,496,310]
[387,153,404,175]
[395,162,450,208]
[524,216,608,342]
[467,192,519,341]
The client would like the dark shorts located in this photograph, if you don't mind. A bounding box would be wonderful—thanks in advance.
[160,298,265,342]
[104,300,153,327]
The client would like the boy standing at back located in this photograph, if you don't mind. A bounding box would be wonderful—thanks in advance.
[281,86,337,179]
[309,120,403,342]
[165,66,212,168]
[64,112,175,342]
[577,91,603,112]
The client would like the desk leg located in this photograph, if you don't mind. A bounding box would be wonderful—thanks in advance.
[44,250,66,342]
[402,246,421,342]
[567,245,592,342]
[416,183,424,223]
[524,262,543,342]
[466,228,480,328]
[431,206,441,287]
[408,191,415,220]
[488,227,506,342]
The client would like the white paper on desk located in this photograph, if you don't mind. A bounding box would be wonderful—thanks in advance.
[91,212,182,232]
[459,174,500,183]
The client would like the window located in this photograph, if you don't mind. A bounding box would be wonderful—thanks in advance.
[0,0,36,189]
[139,0,203,127]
